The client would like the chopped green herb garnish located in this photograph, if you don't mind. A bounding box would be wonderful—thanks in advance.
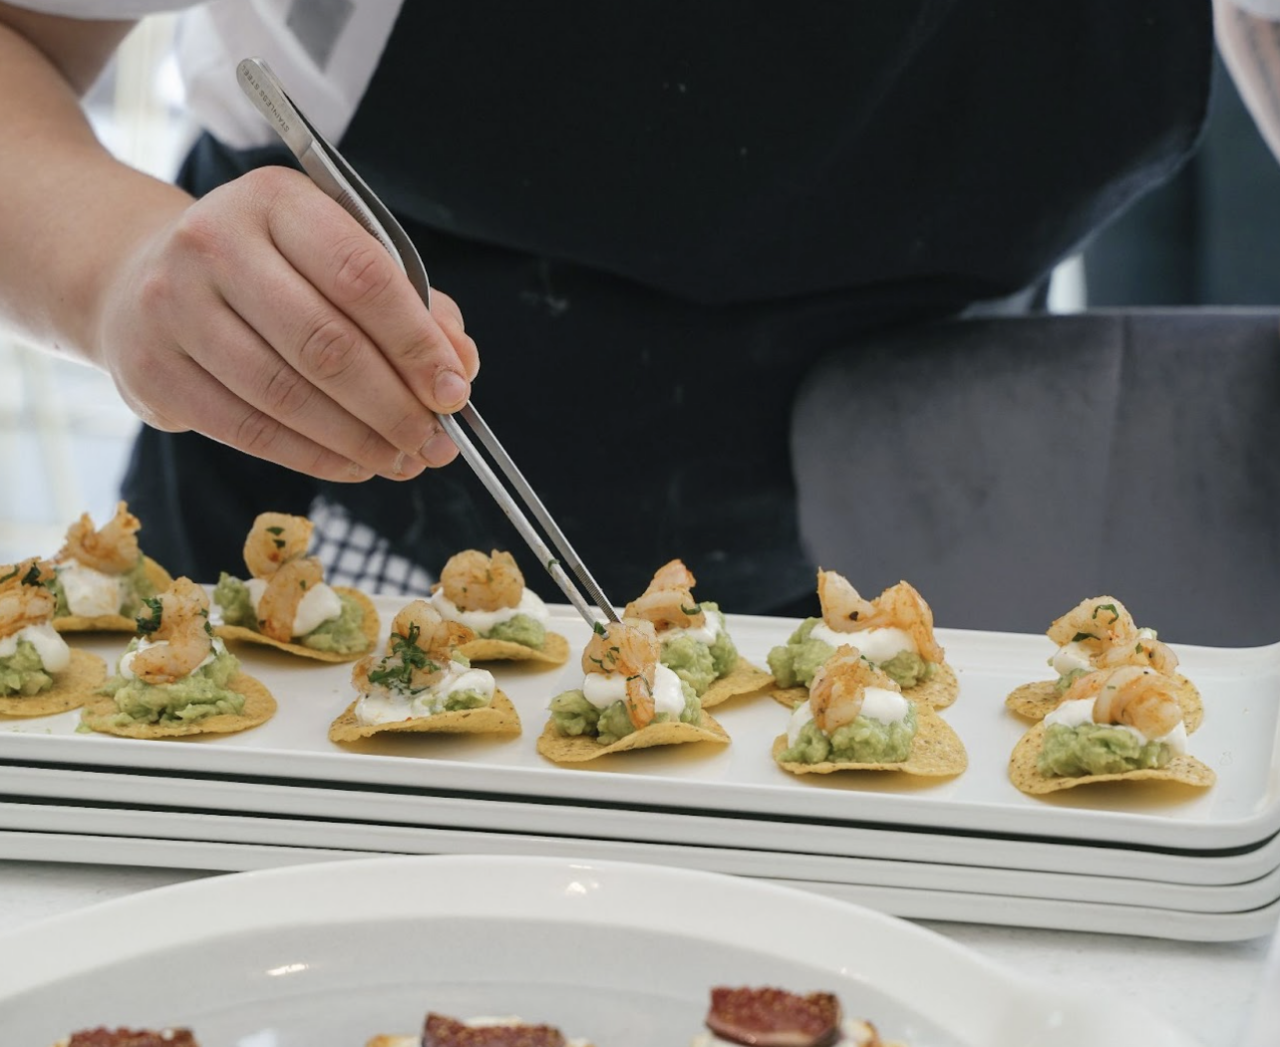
[1091,603,1119,622]
[266,525,285,535]
[0,566,19,585]
[20,562,42,587]
[136,597,163,635]
[272,538,286,550]
[680,603,701,616]
[592,621,607,636]
[367,622,440,689]
[1070,632,1095,643]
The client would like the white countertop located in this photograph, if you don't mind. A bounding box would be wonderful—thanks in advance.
[0,859,1275,1047]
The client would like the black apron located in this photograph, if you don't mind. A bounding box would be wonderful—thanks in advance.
[122,0,1211,614]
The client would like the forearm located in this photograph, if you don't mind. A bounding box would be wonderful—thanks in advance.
[1216,0,1280,165]
[0,13,192,365]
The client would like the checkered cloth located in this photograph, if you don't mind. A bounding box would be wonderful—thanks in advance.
[307,496,435,595]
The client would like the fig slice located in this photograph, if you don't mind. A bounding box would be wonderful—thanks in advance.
[705,986,843,1047]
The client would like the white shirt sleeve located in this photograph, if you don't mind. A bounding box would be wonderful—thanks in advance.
[1,1,206,16]
[1224,0,1280,19]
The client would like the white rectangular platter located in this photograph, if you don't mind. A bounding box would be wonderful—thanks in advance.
[1,828,1276,942]
[4,761,1279,886]
[1,603,1275,850]
[2,798,1279,917]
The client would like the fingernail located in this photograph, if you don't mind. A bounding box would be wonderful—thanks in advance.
[420,430,456,466]
[434,369,468,409]
[392,450,407,476]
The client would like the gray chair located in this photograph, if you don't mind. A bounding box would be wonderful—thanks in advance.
[792,309,1280,646]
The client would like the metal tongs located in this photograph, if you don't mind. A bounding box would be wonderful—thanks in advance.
[236,57,617,628]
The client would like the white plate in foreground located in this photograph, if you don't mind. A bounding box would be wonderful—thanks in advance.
[0,854,1200,1046]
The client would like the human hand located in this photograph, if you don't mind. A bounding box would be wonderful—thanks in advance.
[94,166,478,481]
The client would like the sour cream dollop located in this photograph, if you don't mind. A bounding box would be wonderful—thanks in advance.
[657,607,722,646]
[55,562,125,618]
[429,587,549,633]
[786,685,908,745]
[245,578,343,637]
[0,621,71,673]
[1049,640,1095,676]
[809,622,914,664]
[354,659,496,726]
[1045,696,1187,753]
[118,636,225,681]
[579,662,686,719]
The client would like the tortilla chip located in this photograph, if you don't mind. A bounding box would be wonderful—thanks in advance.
[772,702,967,778]
[769,661,957,712]
[1005,673,1204,733]
[214,587,379,662]
[1008,720,1216,794]
[770,684,810,710]
[536,708,730,763]
[52,557,175,633]
[908,661,959,710]
[0,649,107,717]
[328,689,522,743]
[699,656,774,709]
[79,672,276,738]
[457,629,570,666]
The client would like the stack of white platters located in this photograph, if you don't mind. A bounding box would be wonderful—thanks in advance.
[0,599,1277,942]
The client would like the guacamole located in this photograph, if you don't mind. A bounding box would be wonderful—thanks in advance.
[0,640,54,696]
[213,573,367,654]
[769,617,937,690]
[876,649,935,689]
[766,618,835,689]
[99,642,244,727]
[780,704,918,764]
[300,594,367,654]
[549,679,701,745]
[1054,667,1090,694]
[49,555,157,619]
[1038,722,1173,777]
[213,572,255,627]
[659,602,739,695]
[483,612,546,649]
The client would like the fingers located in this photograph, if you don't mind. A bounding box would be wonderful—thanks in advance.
[212,231,454,470]
[122,348,380,484]
[176,299,430,480]
[261,172,478,415]
[100,167,485,481]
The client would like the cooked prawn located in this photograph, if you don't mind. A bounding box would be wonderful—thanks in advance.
[129,577,214,685]
[0,558,56,640]
[1046,596,1137,654]
[436,549,524,612]
[351,600,475,695]
[816,570,878,632]
[1061,665,1183,739]
[243,512,314,579]
[817,571,945,664]
[581,618,661,729]
[808,644,901,734]
[59,502,141,575]
[389,599,475,657]
[1095,634,1180,675]
[624,559,705,632]
[256,556,325,642]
